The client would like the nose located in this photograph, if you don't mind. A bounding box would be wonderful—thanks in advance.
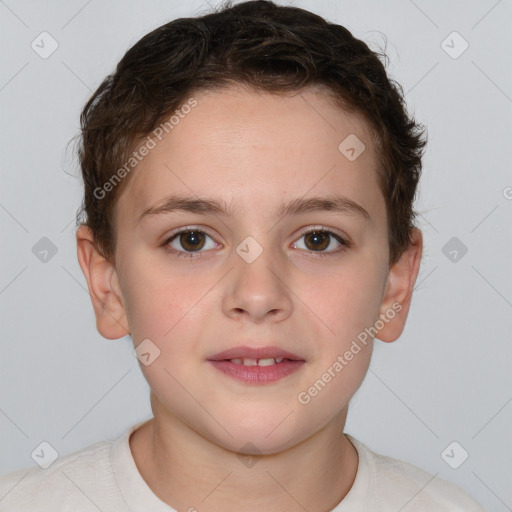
[222,246,293,324]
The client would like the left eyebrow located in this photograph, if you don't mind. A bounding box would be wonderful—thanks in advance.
[136,193,372,225]
[274,195,372,225]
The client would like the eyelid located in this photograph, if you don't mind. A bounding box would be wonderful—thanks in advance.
[296,224,349,242]
[292,225,351,254]
[161,225,221,258]
[163,225,219,242]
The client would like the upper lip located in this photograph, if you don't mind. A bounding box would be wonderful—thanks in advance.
[208,345,304,361]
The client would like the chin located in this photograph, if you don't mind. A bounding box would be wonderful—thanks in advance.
[201,412,312,456]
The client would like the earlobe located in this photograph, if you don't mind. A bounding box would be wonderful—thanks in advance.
[376,229,423,343]
[76,225,130,340]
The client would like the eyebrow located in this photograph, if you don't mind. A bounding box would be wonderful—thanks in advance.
[137,193,372,225]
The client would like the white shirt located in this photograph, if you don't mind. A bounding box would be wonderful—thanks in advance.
[0,421,485,511]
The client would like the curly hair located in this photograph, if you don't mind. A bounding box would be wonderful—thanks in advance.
[76,0,426,265]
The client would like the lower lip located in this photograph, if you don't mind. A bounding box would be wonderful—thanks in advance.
[208,360,305,384]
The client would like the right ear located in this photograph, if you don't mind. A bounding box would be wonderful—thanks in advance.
[76,225,130,339]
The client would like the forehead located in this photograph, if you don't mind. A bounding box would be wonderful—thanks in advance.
[116,84,383,225]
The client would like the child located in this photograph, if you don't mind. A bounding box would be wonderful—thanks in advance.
[0,1,486,510]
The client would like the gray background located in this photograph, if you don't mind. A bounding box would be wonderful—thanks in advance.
[1,0,511,510]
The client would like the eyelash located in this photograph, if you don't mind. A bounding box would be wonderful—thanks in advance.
[162,226,350,259]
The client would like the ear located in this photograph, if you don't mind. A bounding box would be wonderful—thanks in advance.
[76,225,130,339]
[376,228,423,343]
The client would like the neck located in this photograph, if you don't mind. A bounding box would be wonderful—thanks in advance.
[130,402,358,511]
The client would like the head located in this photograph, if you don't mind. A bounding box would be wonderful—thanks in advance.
[76,0,425,454]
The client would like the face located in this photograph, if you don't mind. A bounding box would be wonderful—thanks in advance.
[108,85,396,454]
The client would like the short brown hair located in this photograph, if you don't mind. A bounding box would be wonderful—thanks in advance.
[76,0,426,265]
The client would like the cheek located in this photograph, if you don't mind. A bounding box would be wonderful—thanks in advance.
[298,254,387,343]
[120,256,219,380]
[293,262,381,422]
[295,342,373,433]
[118,253,190,341]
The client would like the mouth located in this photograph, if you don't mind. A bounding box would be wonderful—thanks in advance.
[207,345,305,384]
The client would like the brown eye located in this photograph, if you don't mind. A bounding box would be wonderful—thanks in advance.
[293,229,348,255]
[178,230,206,251]
[303,231,331,251]
[164,229,218,258]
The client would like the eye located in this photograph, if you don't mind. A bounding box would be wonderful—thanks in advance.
[162,227,349,259]
[164,229,218,257]
[292,228,349,255]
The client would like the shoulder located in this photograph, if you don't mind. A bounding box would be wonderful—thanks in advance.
[345,435,486,512]
[0,438,117,511]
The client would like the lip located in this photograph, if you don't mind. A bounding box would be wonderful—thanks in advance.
[208,345,304,362]
[207,345,305,385]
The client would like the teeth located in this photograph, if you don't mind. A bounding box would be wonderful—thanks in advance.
[257,358,275,366]
[228,357,285,366]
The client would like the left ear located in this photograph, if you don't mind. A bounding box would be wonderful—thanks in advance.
[376,228,423,343]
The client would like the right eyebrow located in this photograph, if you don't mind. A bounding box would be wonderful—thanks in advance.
[136,195,236,224]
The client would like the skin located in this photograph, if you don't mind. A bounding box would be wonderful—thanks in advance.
[77,84,422,511]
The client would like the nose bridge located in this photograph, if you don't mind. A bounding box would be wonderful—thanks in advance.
[222,234,293,322]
